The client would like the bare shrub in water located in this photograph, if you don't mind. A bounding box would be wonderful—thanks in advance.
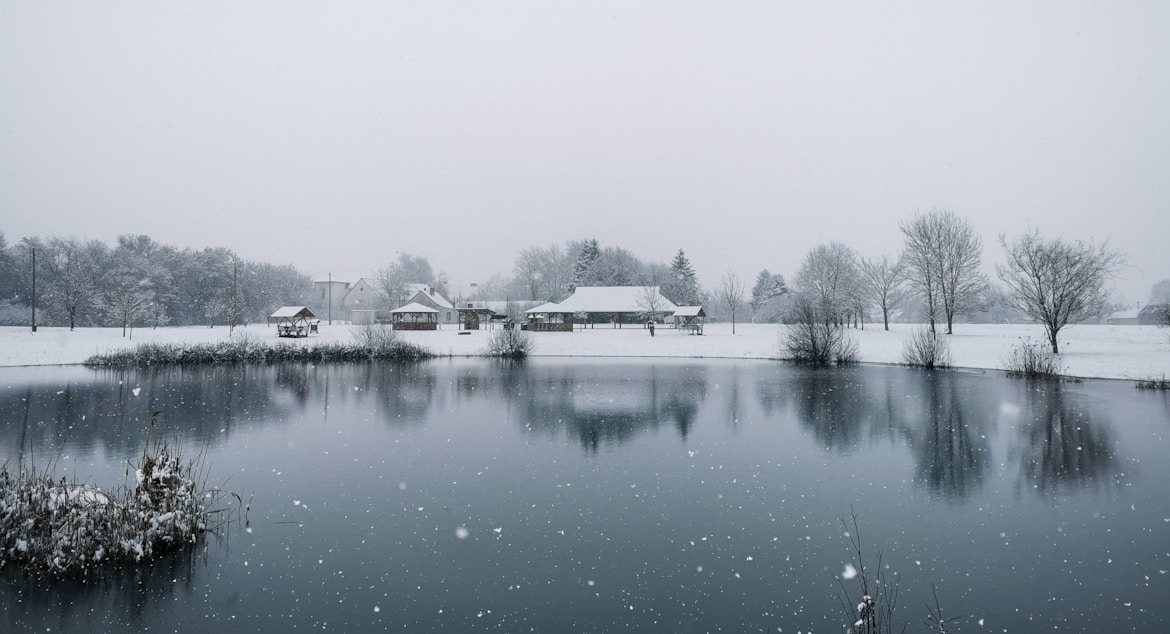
[902,327,950,370]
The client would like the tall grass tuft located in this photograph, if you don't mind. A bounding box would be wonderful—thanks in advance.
[836,509,903,634]
[0,438,228,579]
[84,325,433,367]
[1135,374,1169,390]
[901,327,950,370]
[1002,338,1063,379]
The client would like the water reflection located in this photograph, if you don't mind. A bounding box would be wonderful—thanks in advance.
[899,372,990,500]
[2,542,209,632]
[0,361,1164,633]
[756,368,871,453]
[1015,383,1118,496]
[511,363,709,451]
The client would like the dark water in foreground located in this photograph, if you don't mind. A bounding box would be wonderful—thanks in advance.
[1,359,1167,633]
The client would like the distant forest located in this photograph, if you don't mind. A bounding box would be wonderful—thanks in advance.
[0,232,312,329]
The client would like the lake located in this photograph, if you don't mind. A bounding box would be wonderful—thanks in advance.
[1,359,1167,633]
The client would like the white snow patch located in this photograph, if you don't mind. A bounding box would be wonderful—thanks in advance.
[4,323,1168,380]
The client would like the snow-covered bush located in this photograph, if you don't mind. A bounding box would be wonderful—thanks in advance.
[484,327,533,359]
[779,296,858,365]
[0,439,223,579]
[1002,338,1063,379]
[1135,374,1169,390]
[901,327,950,369]
[83,331,432,367]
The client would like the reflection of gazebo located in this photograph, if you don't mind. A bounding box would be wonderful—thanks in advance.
[271,306,318,338]
[390,302,439,330]
[673,306,706,335]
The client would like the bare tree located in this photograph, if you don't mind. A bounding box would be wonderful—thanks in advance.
[859,255,905,331]
[793,242,860,327]
[374,265,409,311]
[998,230,1124,354]
[43,238,105,330]
[634,286,671,324]
[781,292,859,365]
[717,271,745,334]
[514,243,573,302]
[901,209,986,335]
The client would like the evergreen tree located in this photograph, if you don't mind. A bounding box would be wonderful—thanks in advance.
[666,249,700,305]
[571,239,601,291]
[750,269,787,310]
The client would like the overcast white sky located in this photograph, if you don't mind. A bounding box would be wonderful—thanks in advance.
[2,1,1167,303]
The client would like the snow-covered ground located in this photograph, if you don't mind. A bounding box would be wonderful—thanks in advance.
[1,322,1167,380]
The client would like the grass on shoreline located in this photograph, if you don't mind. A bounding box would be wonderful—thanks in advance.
[84,329,433,367]
[1135,374,1170,390]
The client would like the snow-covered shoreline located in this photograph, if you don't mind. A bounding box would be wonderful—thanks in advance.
[1,322,1167,381]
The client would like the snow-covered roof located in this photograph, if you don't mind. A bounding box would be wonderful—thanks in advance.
[389,302,438,314]
[535,286,679,314]
[271,306,317,319]
[464,300,544,314]
[406,285,454,309]
[673,305,706,317]
[525,302,562,314]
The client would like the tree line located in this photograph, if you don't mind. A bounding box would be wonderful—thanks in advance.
[787,209,1129,355]
[6,211,1158,346]
[0,232,312,332]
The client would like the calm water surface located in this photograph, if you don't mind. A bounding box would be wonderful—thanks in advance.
[1,359,1167,633]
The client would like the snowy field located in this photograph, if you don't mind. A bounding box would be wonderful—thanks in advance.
[1,322,1167,380]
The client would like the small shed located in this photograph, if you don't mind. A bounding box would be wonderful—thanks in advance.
[390,302,439,330]
[673,306,706,334]
[1139,304,1169,326]
[456,302,496,330]
[350,309,377,325]
[271,306,318,338]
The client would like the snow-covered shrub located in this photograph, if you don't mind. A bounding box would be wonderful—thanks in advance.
[779,296,858,365]
[84,333,433,367]
[1002,338,1063,379]
[352,322,397,349]
[485,327,533,359]
[1135,374,1169,390]
[901,327,950,369]
[0,439,223,579]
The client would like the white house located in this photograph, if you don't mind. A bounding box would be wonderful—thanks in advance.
[403,285,457,325]
[342,277,379,313]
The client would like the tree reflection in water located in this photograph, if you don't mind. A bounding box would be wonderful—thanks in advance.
[899,371,990,500]
[1016,382,1117,496]
[797,369,873,452]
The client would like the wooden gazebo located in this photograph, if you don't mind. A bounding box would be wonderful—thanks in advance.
[271,306,318,338]
[456,302,496,330]
[524,302,575,332]
[390,302,439,330]
[673,306,706,335]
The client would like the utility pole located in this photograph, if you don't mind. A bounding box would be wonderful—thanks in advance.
[230,258,238,335]
[327,272,333,325]
[30,246,37,332]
